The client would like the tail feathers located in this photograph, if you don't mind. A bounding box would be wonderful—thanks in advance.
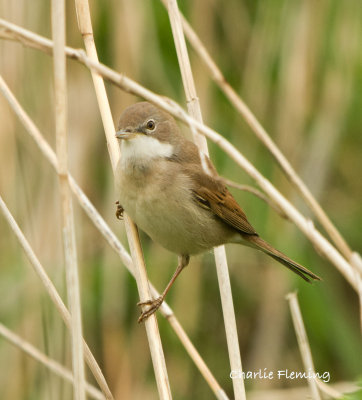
[248,236,321,283]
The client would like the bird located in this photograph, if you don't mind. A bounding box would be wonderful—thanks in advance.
[114,101,321,322]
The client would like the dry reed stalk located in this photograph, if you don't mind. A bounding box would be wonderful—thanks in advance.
[0,74,228,399]
[0,21,359,293]
[286,292,321,400]
[73,1,172,398]
[287,292,346,398]
[166,316,229,400]
[0,191,113,399]
[123,214,173,400]
[74,0,119,171]
[315,380,343,399]
[221,178,287,219]
[165,0,245,398]
[0,322,105,400]
[51,1,86,398]
[352,253,362,332]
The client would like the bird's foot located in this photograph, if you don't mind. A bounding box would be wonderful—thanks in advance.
[137,296,164,323]
[115,201,124,220]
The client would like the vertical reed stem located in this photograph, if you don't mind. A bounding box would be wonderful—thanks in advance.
[74,1,172,398]
[286,292,321,400]
[166,1,246,398]
[51,1,86,398]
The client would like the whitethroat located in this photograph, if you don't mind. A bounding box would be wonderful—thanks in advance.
[115,102,321,322]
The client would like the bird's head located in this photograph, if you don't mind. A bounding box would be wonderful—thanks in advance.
[116,102,184,162]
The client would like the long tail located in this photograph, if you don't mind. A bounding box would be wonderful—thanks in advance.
[247,235,321,283]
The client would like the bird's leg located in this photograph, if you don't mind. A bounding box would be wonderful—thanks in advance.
[115,201,124,220]
[137,255,190,323]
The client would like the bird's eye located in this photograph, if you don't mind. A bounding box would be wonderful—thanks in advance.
[146,119,156,131]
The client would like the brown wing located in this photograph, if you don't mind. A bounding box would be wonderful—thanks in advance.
[189,168,258,236]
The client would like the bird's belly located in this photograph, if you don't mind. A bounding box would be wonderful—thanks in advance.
[118,168,233,255]
[135,199,230,255]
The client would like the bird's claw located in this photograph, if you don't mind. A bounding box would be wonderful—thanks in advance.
[115,201,124,220]
[137,296,164,323]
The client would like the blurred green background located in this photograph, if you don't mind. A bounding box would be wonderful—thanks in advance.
[0,0,361,399]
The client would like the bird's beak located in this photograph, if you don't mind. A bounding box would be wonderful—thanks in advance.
[115,129,139,140]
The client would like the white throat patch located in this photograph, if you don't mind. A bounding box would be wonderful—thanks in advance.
[120,135,174,168]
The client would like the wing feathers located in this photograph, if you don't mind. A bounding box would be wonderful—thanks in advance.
[189,169,258,235]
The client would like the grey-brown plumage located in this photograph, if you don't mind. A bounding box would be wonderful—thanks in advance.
[115,102,321,322]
